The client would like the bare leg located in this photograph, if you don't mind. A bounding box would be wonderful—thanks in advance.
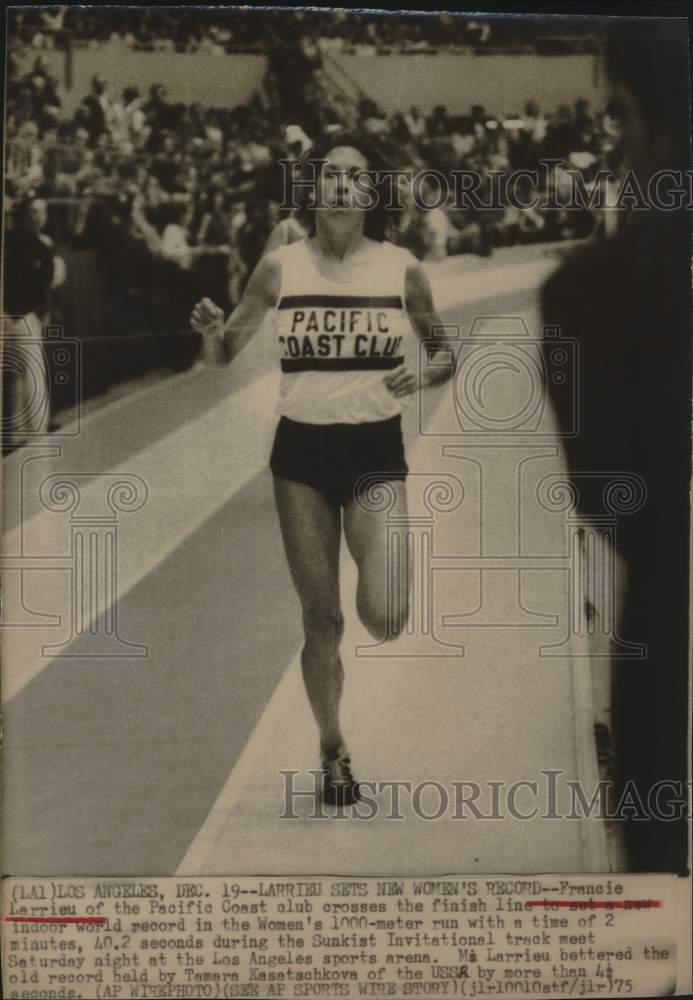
[343,479,411,642]
[273,476,346,757]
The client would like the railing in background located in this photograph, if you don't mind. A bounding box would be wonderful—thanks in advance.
[12,44,267,114]
[12,43,605,116]
[3,245,202,420]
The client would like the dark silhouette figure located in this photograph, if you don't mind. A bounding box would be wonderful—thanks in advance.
[541,21,691,873]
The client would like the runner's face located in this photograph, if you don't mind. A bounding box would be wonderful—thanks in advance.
[318,146,369,215]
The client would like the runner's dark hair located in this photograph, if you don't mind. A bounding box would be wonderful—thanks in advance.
[293,130,402,241]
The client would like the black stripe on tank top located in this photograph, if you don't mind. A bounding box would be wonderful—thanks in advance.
[281,356,404,373]
[277,294,403,310]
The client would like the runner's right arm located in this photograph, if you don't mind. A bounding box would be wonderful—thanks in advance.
[260,216,306,256]
[191,252,281,365]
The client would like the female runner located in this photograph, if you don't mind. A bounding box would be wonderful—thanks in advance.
[191,132,457,806]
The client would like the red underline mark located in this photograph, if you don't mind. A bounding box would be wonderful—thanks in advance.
[2,916,108,924]
[527,899,661,909]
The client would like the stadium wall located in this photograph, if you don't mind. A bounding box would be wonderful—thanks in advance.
[329,52,605,112]
[17,46,266,112]
[19,45,605,114]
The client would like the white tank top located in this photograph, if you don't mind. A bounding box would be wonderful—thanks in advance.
[270,238,417,424]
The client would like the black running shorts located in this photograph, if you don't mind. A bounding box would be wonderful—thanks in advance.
[270,415,408,507]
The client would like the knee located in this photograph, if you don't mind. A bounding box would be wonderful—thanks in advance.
[359,603,409,642]
[302,604,345,643]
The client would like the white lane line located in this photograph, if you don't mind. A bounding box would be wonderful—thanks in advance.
[56,363,202,436]
[175,647,307,874]
[2,370,280,701]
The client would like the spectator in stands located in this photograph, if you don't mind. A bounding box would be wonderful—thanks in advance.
[236,197,279,274]
[22,59,62,128]
[403,105,426,140]
[522,100,548,143]
[194,190,234,309]
[469,104,488,140]
[196,190,230,246]
[160,200,195,271]
[143,83,175,134]
[2,198,65,448]
[6,119,43,196]
[77,72,114,141]
[510,100,547,169]
[573,97,595,146]
[237,123,273,172]
[448,116,477,161]
[52,125,94,195]
[544,103,579,159]
[358,97,388,136]
[111,86,148,149]
[150,130,181,191]
[426,104,450,138]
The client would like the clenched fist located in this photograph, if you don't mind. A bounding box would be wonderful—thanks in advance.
[191,297,225,337]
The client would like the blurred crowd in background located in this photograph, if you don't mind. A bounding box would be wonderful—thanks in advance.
[4,9,626,425]
[6,68,625,300]
[9,6,599,55]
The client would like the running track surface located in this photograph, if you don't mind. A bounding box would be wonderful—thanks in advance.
[2,244,610,877]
